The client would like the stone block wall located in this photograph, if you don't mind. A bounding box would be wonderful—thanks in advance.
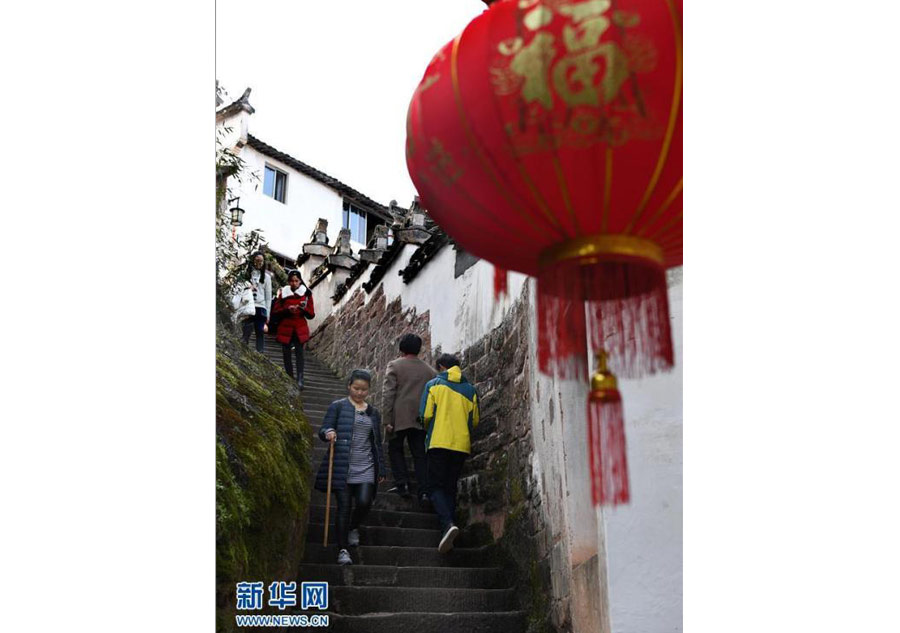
[305,284,434,412]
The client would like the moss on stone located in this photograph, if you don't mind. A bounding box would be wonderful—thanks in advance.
[216,322,313,632]
[497,502,553,633]
[510,475,525,506]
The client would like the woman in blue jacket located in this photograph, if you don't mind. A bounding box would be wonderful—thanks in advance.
[315,369,386,565]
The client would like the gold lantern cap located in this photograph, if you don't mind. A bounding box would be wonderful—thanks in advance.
[539,234,664,271]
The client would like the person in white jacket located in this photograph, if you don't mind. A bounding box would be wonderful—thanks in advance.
[240,251,272,353]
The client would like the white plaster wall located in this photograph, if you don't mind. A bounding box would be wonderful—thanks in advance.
[234,146,350,257]
[325,243,527,354]
[604,270,683,633]
[217,113,368,257]
[526,281,611,633]
[216,110,248,150]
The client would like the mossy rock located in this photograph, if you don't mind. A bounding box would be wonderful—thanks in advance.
[216,322,313,632]
[497,504,553,633]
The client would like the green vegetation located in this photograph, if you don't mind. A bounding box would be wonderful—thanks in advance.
[215,322,313,632]
[497,503,553,633]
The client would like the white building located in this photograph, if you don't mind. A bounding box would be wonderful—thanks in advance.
[215,88,394,264]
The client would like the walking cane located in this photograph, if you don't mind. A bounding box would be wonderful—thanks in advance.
[323,438,335,546]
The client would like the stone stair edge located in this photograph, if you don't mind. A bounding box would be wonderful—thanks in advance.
[306,522,439,534]
[296,563,505,572]
[307,504,431,515]
[304,543,496,554]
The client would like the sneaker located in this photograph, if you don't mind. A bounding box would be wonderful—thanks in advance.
[438,525,459,554]
[388,483,411,498]
[347,529,360,547]
[419,493,432,510]
[337,549,352,565]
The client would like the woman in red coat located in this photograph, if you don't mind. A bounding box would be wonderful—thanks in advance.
[274,270,315,388]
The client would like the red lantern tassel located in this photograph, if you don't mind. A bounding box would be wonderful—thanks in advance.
[584,260,673,379]
[538,254,673,380]
[537,260,588,380]
[493,265,508,300]
[588,351,629,505]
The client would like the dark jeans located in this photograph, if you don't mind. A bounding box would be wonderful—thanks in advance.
[334,482,376,548]
[241,307,267,353]
[427,448,467,532]
[388,428,428,496]
[281,332,305,379]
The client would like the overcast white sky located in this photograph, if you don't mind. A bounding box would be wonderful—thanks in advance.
[216,0,487,207]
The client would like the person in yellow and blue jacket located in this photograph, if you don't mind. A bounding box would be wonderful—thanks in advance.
[419,353,479,553]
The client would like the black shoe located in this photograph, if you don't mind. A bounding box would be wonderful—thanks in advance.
[388,483,411,498]
[419,493,432,510]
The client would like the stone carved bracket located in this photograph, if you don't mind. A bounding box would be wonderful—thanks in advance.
[392,195,436,245]
[301,218,331,259]
[327,227,358,270]
[359,224,390,263]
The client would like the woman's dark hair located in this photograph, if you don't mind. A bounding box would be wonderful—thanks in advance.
[347,369,372,386]
[246,251,267,281]
[286,269,311,296]
[436,353,460,370]
[398,333,422,355]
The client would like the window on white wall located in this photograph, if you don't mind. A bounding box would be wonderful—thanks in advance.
[342,201,367,243]
[263,165,287,203]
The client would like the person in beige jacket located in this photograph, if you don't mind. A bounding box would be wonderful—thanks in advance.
[382,333,437,506]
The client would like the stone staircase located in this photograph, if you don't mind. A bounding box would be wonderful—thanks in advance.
[256,335,527,632]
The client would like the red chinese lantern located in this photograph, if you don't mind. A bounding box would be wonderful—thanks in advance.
[406,0,681,504]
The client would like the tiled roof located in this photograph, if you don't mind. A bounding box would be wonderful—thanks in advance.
[246,135,391,221]
[363,240,406,293]
[399,230,450,284]
[332,260,371,303]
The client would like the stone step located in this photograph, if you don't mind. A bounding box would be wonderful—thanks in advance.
[305,469,420,494]
[301,400,343,410]
[300,385,343,393]
[310,490,426,512]
[307,523,440,548]
[302,544,499,568]
[299,401,339,411]
[310,486,431,506]
[326,586,516,614]
[308,505,439,529]
[314,611,527,633]
[296,564,507,589]
[255,356,333,372]
[298,387,343,398]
